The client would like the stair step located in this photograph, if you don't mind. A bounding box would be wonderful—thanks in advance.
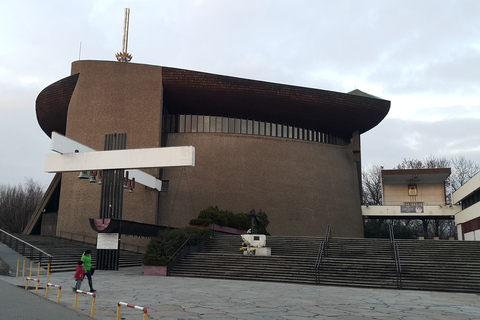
[5,234,143,273]
[169,234,480,294]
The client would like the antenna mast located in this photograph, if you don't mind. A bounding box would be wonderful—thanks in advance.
[115,8,132,62]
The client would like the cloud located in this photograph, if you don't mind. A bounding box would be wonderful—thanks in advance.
[362,118,480,169]
[1,0,480,187]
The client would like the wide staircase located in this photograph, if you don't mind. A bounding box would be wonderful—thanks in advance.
[169,234,480,293]
[397,239,480,293]
[4,234,143,273]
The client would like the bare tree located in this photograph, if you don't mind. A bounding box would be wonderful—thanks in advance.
[0,179,44,233]
[362,165,383,205]
[449,156,480,192]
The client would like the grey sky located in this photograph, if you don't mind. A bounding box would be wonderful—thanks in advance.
[1,0,479,188]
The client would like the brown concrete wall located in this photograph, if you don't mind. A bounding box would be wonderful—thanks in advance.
[158,133,364,237]
[51,60,365,242]
[56,61,163,245]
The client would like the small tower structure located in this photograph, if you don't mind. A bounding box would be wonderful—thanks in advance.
[115,8,132,62]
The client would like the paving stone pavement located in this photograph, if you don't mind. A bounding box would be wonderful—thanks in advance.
[2,267,480,320]
[2,243,480,319]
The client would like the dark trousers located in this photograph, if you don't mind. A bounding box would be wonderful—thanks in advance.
[84,270,94,290]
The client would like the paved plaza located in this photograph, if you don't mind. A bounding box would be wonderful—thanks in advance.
[1,243,480,319]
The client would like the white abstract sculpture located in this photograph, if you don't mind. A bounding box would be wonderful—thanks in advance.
[241,234,266,247]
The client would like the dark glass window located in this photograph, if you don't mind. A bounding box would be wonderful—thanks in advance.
[198,115,204,132]
[191,115,197,133]
[241,119,247,134]
[185,115,191,133]
[222,117,228,133]
[204,116,210,133]
[179,115,185,132]
[247,120,253,134]
[210,116,216,132]
[235,119,241,133]
[254,121,259,135]
[170,114,346,146]
[170,115,177,133]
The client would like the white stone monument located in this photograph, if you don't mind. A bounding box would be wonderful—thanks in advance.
[241,234,271,256]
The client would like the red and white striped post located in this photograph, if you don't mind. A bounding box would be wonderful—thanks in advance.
[45,282,62,303]
[117,301,148,320]
[74,290,96,318]
[25,277,40,295]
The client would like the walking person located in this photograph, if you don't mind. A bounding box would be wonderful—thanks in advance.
[72,260,84,292]
[81,250,96,292]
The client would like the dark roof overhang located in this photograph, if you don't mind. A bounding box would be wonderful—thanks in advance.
[382,168,451,185]
[162,67,390,139]
[36,62,390,139]
[89,218,171,237]
[36,73,79,138]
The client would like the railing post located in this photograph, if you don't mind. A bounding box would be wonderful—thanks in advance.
[117,301,148,320]
[0,229,53,269]
[389,224,402,290]
[314,224,332,285]
[75,290,96,318]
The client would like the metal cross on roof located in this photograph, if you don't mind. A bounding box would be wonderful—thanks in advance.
[115,8,133,62]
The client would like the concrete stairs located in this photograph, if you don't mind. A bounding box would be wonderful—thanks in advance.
[7,235,143,273]
[169,235,480,293]
[396,239,480,293]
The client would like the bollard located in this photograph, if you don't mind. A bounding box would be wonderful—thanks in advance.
[46,283,62,303]
[117,301,148,320]
[46,264,50,285]
[37,262,40,279]
[16,259,19,278]
[29,261,33,278]
[74,290,96,318]
[25,277,40,295]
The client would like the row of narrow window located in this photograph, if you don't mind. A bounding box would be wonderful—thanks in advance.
[163,114,348,146]
[462,188,480,210]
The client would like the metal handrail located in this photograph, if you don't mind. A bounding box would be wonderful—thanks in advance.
[168,238,191,263]
[314,225,331,284]
[388,224,402,289]
[0,229,53,266]
[165,227,214,274]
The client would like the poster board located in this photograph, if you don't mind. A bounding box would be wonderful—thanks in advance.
[96,233,119,249]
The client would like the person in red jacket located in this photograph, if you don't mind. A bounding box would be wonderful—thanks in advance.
[73,260,85,292]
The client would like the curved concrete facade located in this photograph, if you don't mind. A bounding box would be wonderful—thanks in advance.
[160,133,364,237]
[35,60,389,246]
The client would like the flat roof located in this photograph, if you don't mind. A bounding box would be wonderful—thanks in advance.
[381,168,451,185]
